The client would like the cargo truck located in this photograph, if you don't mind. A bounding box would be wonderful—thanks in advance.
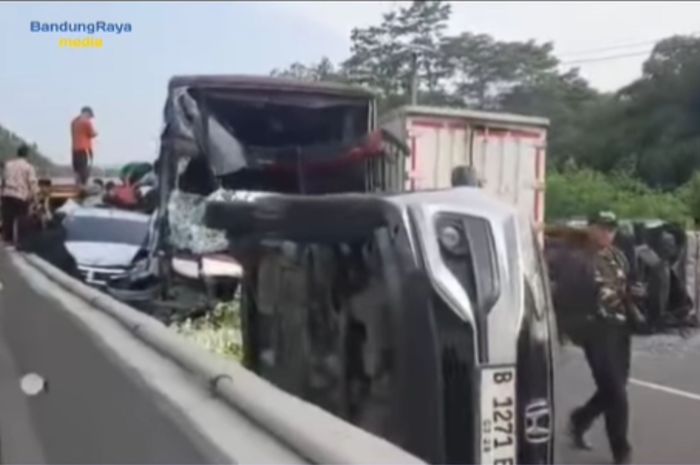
[381,105,549,228]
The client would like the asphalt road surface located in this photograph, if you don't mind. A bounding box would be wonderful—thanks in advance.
[556,331,700,464]
[0,250,213,464]
[1,248,700,464]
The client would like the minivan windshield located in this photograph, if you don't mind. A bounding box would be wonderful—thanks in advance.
[64,215,150,246]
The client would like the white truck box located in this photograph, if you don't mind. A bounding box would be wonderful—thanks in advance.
[381,105,549,227]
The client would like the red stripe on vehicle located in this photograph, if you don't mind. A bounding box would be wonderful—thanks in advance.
[410,135,417,190]
[534,147,543,222]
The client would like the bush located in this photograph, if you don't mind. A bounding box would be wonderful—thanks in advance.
[171,299,243,361]
[680,172,700,226]
[546,168,690,226]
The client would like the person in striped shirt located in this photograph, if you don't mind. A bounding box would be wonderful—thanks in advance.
[1,145,38,245]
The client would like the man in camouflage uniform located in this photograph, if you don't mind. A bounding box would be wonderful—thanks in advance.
[569,211,643,465]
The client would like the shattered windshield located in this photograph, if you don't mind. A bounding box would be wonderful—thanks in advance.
[162,85,372,177]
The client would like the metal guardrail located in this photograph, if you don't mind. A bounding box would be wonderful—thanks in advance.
[13,252,425,465]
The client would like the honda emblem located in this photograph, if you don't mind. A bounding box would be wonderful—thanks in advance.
[524,399,551,444]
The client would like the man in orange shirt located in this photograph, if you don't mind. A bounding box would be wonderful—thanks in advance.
[71,106,97,186]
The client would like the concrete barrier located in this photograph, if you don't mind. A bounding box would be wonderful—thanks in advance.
[9,252,299,464]
[14,252,424,465]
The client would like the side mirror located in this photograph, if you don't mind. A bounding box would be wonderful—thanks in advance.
[451,165,480,187]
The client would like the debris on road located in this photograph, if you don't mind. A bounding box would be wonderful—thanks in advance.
[20,373,47,396]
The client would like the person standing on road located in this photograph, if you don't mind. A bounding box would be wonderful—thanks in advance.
[70,106,97,187]
[569,211,643,465]
[1,144,38,246]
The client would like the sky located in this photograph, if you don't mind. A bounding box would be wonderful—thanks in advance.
[1,1,699,166]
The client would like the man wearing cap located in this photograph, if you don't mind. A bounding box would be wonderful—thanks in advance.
[569,211,642,465]
[70,106,97,186]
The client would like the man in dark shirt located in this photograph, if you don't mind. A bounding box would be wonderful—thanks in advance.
[569,211,640,465]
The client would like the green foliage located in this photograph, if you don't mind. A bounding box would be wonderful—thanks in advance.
[338,1,454,105]
[441,33,560,109]
[680,172,700,224]
[0,124,53,169]
[271,2,700,196]
[270,5,700,226]
[270,57,345,83]
[598,35,700,188]
[546,168,690,225]
[500,70,605,170]
[171,299,243,361]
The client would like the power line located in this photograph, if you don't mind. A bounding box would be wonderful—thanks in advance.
[559,38,662,58]
[560,49,653,66]
[559,41,657,59]
[558,31,700,60]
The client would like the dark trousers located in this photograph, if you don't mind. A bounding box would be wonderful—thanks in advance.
[1,196,29,244]
[72,150,92,186]
[572,321,631,460]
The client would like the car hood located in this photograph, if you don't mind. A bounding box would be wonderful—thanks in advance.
[65,241,142,268]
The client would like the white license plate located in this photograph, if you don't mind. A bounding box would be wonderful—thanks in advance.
[480,366,517,465]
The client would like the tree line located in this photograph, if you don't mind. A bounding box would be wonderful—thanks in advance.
[4,2,700,221]
[271,1,700,222]
[0,125,52,169]
[0,125,101,178]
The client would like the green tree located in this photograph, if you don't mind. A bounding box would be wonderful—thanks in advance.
[500,69,603,169]
[546,168,689,224]
[270,57,343,82]
[441,33,560,109]
[680,172,700,225]
[341,1,453,108]
[392,0,452,95]
[614,35,700,188]
[0,123,53,169]
[269,6,700,195]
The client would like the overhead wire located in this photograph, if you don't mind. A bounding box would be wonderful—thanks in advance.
[560,50,653,66]
[556,30,700,66]
[559,39,658,57]
[558,31,700,57]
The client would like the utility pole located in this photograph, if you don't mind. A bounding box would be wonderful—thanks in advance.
[410,51,419,105]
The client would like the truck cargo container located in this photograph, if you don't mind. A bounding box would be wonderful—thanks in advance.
[381,105,549,228]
